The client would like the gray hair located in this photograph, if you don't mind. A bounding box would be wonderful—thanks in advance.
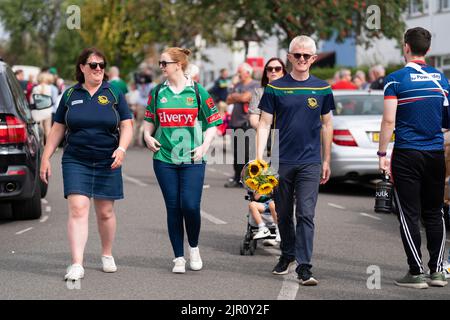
[238,62,253,75]
[289,35,317,54]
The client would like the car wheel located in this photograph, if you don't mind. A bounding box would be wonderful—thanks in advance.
[12,182,42,220]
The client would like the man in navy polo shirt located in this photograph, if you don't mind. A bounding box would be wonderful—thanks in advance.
[256,35,334,285]
[379,27,450,289]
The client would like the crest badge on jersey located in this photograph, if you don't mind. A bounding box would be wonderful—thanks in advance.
[186,97,194,106]
[307,97,318,109]
[98,95,110,105]
[160,97,168,104]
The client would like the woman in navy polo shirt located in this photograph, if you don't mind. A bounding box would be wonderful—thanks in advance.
[40,48,133,281]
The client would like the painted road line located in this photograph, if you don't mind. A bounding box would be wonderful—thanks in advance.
[328,203,346,210]
[45,206,51,213]
[41,199,48,204]
[40,215,49,223]
[15,227,33,235]
[122,173,148,187]
[359,212,382,221]
[201,210,227,225]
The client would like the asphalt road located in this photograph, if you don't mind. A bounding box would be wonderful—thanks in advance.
[1,145,450,300]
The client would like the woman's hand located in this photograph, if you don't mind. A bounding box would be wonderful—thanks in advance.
[144,135,161,153]
[191,143,209,161]
[40,158,51,184]
[111,147,126,169]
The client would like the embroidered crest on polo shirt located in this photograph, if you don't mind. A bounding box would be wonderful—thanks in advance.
[160,97,168,104]
[307,97,318,109]
[98,95,110,105]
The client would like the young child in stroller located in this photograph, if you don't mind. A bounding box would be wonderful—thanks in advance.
[249,191,280,243]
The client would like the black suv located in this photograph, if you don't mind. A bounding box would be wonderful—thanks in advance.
[0,60,52,219]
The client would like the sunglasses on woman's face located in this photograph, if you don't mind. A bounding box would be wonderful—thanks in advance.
[159,61,177,68]
[290,53,313,61]
[86,62,106,70]
[266,66,282,72]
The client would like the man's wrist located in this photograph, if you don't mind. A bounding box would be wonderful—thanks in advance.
[377,150,387,157]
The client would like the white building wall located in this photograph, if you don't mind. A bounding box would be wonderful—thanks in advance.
[199,36,286,88]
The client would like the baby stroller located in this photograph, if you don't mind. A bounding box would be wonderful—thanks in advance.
[239,191,278,256]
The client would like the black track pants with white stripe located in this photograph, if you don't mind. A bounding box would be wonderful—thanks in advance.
[391,148,446,275]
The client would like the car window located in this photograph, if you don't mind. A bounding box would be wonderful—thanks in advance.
[0,71,15,114]
[333,95,384,116]
[5,67,32,120]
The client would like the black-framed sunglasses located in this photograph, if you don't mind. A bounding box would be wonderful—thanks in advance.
[290,53,314,61]
[159,61,178,68]
[86,62,106,70]
[266,66,283,72]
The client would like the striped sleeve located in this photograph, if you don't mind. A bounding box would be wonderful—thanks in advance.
[144,87,156,124]
[384,74,398,100]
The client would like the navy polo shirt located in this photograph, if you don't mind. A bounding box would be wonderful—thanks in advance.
[259,74,335,165]
[54,81,132,160]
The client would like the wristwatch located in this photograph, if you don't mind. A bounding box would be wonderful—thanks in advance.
[377,151,387,157]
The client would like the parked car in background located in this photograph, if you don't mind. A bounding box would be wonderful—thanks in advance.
[0,59,52,219]
[330,90,394,182]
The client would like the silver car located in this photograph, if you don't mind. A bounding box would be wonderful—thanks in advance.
[330,90,393,181]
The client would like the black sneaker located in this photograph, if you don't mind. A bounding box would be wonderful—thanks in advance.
[224,180,242,188]
[272,256,295,275]
[297,264,318,286]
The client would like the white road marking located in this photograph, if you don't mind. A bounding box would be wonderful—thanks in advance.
[203,185,210,189]
[15,227,33,235]
[122,173,148,187]
[328,203,346,210]
[40,215,49,223]
[41,199,48,204]
[207,168,217,172]
[359,212,382,221]
[200,210,227,225]
[261,246,299,300]
[45,206,51,213]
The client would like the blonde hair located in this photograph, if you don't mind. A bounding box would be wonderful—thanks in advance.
[163,47,191,72]
[289,35,317,54]
[37,72,54,85]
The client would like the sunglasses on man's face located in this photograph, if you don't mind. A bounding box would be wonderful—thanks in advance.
[290,53,314,61]
[86,62,106,70]
[159,61,178,68]
[266,66,283,73]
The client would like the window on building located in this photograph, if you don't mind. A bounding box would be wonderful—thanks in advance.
[408,0,429,16]
[440,0,450,11]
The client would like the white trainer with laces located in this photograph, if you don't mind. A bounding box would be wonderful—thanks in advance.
[65,264,85,281]
[253,226,271,239]
[173,257,186,273]
[189,247,203,271]
[102,255,117,273]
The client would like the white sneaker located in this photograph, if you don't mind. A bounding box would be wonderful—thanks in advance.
[102,255,117,273]
[189,247,203,271]
[253,226,271,239]
[275,230,281,242]
[65,264,85,281]
[263,239,278,246]
[172,257,186,273]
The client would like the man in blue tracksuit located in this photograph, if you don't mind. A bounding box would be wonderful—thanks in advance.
[379,27,450,289]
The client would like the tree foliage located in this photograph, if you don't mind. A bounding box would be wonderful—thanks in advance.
[0,0,408,80]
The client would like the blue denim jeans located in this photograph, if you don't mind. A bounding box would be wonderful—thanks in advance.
[153,159,206,258]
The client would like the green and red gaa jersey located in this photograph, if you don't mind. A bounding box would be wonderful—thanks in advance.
[144,78,222,164]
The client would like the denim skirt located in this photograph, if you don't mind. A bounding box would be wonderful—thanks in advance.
[61,152,124,200]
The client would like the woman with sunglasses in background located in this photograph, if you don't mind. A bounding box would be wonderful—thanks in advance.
[249,58,287,129]
[40,48,133,281]
[143,47,222,274]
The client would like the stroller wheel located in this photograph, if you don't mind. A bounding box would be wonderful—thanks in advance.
[248,240,256,255]
[240,241,251,255]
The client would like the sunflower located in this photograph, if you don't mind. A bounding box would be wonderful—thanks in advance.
[245,178,259,190]
[258,183,273,195]
[248,161,262,178]
[267,175,278,187]
[257,159,269,172]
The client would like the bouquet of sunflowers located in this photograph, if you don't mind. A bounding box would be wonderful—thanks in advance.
[241,159,279,195]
